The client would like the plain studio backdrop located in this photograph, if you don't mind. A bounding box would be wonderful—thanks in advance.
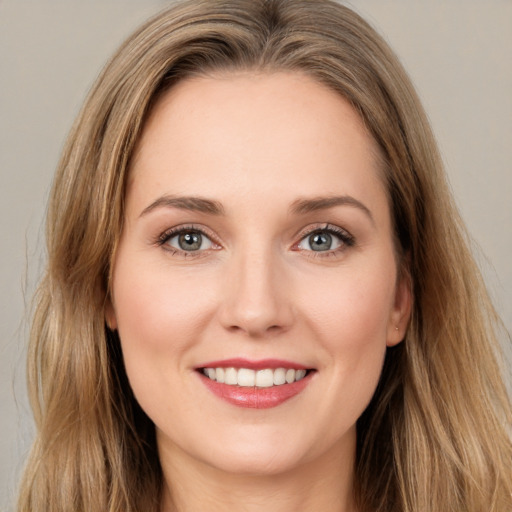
[0,1,510,509]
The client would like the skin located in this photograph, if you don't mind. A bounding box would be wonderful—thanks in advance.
[107,72,411,512]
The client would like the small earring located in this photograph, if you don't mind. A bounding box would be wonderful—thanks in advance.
[395,326,399,331]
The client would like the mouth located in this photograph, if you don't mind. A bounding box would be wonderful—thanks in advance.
[200,367,310,387]
[195,359,316,408]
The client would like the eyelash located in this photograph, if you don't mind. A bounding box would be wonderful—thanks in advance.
[156,224,220,257]
[156,223,355,258]
[293,224,355,259]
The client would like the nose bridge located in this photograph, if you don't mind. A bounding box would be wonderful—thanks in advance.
[220,238,292,336]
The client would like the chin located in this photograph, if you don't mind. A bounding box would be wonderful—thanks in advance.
[207,444,307,477]
[194,423,344,478]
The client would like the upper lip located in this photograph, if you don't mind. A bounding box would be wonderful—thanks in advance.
[196,358,310,371]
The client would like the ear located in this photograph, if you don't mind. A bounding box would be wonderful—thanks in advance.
[386,271,412,347]
[105,296,118,331]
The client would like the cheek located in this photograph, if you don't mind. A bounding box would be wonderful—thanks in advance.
[297,259,396,406]
[301,265,396,349]
[111,259,217,365]
[110,258,223,430]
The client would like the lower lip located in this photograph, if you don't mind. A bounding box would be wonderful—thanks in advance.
[198,372,313,409]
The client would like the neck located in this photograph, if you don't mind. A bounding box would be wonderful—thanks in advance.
[159,431,357,512]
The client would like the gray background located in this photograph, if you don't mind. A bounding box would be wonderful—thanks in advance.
[1,1,511,510]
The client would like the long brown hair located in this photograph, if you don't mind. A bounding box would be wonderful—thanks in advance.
[18,1,511,511]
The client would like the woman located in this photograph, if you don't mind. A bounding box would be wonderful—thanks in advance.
[18,1,512,511]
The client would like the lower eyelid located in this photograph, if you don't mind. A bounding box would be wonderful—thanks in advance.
[167,233,212,251]
[155,224,354,259]
[156,225,224,258]
[295,225,354,248]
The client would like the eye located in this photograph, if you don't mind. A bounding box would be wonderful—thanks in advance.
[161,228,215,252]
[296,226,354,253]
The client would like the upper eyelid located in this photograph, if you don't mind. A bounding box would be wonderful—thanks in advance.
[156,222,354,250]
[292,223,355,253]
[158,224,221,246]
[294,223,353,241]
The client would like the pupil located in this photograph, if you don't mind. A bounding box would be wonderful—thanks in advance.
[179,232,201,251]
[310,232,332,251]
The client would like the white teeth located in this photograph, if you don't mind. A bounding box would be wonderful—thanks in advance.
[224,367,238,385]
[202,366,309,387]
[273,367,286,385]
[296,369,306,380]
[237,368,255,387]
[255,369,274,388]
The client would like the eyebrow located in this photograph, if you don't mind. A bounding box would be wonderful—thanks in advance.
[139,195,225,217]
[139,193,373,223]
[290,195,374,224]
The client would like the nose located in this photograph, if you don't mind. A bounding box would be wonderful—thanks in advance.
[218,246,294,337]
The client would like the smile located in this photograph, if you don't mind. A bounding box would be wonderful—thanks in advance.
[201,367,308,387]
[196,359,315,409]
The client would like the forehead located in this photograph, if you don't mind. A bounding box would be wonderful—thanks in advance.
[128,71,388,217]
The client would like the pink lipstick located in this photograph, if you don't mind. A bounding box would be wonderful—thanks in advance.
[196,358,314,409]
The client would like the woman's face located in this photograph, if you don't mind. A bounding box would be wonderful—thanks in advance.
[107,72,411,477]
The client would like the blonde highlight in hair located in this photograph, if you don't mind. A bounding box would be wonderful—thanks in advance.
[19,1,512,511]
